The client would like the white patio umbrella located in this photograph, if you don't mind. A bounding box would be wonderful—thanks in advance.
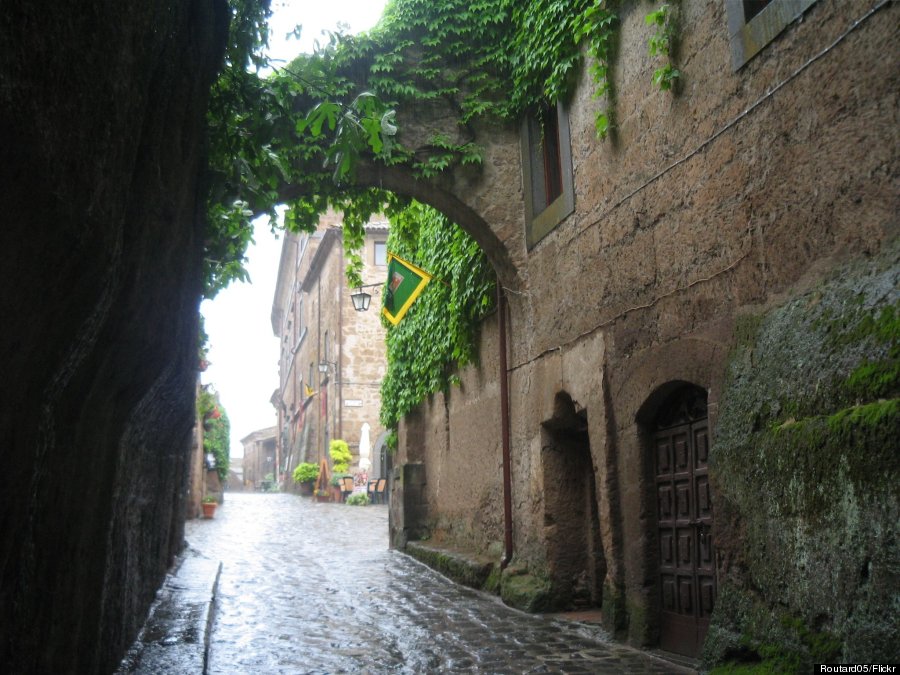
[358,422,372,471]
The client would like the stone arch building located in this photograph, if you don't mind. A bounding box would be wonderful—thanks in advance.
[365,0,897,664]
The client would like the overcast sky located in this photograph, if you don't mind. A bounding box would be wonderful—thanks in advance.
[201,0,388,457]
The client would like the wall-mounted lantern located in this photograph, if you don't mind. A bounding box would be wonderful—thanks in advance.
[350,287,372,312]
[350,283,382,312]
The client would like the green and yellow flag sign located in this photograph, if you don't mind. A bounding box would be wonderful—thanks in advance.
[382,253,432,325]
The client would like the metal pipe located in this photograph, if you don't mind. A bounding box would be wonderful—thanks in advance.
[499,285,513,569]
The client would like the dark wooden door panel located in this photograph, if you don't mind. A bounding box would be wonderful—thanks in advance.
[654,396,716,658]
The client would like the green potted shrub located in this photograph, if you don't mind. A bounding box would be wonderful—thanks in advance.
[292,462,319,496]
[329,440,352,501]
[201,495,217,518]
[346,492,370,506]
[329,439,351,473]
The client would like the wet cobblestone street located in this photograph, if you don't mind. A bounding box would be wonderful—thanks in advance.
[186,493,692,674]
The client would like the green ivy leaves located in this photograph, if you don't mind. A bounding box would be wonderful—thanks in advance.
[508,0,617,138]
[646,2,681,91]
[379,202,495,431]
[198,388,231,482]
[204,0,682,301]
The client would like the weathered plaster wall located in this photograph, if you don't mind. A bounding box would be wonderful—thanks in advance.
[339,229,389,468]
[0,1,226,672]
[394,317,504,554]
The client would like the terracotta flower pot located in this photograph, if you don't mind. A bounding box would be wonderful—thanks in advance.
[201,501,217,518]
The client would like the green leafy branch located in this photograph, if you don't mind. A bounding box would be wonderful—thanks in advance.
[645,2,680,91]
[203,0,681,299]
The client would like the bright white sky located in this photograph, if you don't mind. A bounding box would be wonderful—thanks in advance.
[201,0,388,457]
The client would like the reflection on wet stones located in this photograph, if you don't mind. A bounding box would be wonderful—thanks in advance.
[187,493,691,674]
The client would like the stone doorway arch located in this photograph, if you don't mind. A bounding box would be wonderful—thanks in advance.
[541,392,605,610]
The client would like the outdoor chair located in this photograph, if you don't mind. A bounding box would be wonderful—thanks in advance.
[340,476,354,502]
[367,479,378,502]
[373,478,387,504]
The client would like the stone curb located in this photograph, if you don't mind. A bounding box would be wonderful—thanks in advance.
[115,547,222,674]
[404,540,497,590]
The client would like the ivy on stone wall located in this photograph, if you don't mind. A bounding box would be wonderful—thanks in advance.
[379,202,496,433]
[198,387,232,482]
[205,0,682,294]
[202,0,683,438]
[645,2,680,91]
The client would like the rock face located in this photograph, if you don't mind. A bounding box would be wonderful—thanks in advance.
[708,248,899,666]
[0,1,226,672]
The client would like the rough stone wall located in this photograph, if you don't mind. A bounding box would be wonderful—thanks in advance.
[0,1,226,672]
[707,246,899,665]
[395,318,504,554]
[339,229,389,468]
[391,0,898,661]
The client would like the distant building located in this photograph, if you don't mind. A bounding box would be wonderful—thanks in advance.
[271,212,389,491]
[226,456,245,492]
[240,427,277,490]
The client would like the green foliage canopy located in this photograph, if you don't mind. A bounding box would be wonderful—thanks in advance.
[205,0,685,294]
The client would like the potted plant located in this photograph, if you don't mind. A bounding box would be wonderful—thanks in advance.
[314,488,331,504]
[292,462,319,496]
[346,492,370,506]
[329,439,351,472]
[329,439,352,501]
[201,495,217,519]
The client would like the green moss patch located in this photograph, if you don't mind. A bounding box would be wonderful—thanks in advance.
[709,245,900,666]
[499,567,553,613]
[404,541,496,591]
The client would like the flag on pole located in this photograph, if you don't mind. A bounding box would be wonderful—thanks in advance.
[382,253,433,325]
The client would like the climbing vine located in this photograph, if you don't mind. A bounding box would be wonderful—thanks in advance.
[197,387,231,482]
[204,0,686,295]
[204,0,681,429]
[379,202,495,432]
[645,2,680,91]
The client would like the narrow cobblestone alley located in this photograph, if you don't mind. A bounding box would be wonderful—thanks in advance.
[176,493,693,674]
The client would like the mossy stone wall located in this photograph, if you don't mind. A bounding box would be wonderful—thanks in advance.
[707,245,899,668]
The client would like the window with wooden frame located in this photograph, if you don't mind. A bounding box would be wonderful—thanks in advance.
[521,101,574,249]
[727,0,817,70]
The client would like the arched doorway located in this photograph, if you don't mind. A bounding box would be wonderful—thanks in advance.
[541,392,605,610]
[650,384,715,656]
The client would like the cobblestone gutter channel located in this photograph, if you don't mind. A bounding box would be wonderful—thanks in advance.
[117,550,222,674]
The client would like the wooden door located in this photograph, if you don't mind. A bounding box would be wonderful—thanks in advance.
[654,387,715,656]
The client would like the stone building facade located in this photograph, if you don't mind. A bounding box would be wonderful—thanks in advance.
[377,0,898,665]
[272,214,390,490]
[240,426,278,490]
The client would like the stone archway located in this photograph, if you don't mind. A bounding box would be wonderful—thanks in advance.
[541,392,605,610]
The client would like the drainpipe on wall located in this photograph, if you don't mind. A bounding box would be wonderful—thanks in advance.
[499,286,513,569]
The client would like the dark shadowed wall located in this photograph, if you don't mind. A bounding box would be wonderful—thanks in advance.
[0,1,227,672]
